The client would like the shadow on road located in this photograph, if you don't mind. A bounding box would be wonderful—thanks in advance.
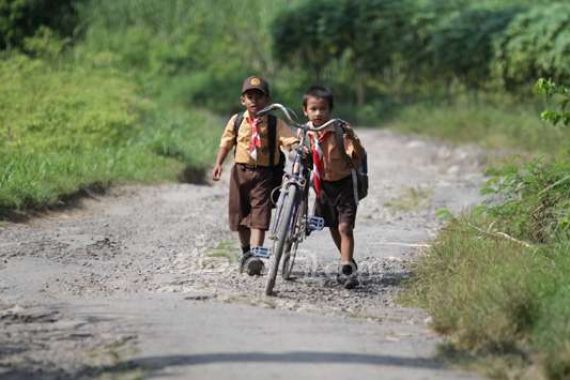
[130,350,444,368]
[2,350,445,379]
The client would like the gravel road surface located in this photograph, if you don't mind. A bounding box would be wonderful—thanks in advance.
[0,129,487,379]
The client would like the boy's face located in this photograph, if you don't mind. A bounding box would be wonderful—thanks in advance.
[303,96,331,126]
[241,89,269,117]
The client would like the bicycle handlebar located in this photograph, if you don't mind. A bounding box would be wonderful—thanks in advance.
[257,103,297,123]
[257,103,344,132]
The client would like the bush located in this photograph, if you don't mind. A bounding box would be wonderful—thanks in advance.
[404,214,542,352]
[0,0,81,50]
[483,159,570,243]
[81,0,287,113]
[429,7,522,90]
[0,53,221,213]
[493,3,570,90]
[404,216,570,378]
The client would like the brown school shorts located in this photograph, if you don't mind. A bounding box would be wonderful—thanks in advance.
[314,175,357,228]
[228,164,273,231]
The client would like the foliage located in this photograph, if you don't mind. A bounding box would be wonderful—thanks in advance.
[80,0,291,113]
[392,95,568,153]
[482,159,570,243]
[402,215,570,379]
[271,0,410,105]
[0,53,220,213]
[493,3,570,91]
[429,7,521,90]
[271,0,348,81]
[535,78,570,127]
[0,0,81,50]
[404,68,570,380]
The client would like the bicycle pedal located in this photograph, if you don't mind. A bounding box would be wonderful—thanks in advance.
[308,216,325,231]
[251,246,271,259]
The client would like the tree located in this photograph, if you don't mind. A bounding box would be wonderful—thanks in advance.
[271,0,348,82]
[493,3,570,91]
[430,7,521,92]
[0,0,81,50]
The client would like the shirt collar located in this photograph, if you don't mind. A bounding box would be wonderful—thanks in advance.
[244,110,266,124]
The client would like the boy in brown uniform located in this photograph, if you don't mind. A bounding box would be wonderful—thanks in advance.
[212,76,297,275]
[303,85,366,289]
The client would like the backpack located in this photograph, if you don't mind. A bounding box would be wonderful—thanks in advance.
[233,112,286,205]
[334,122,368,202]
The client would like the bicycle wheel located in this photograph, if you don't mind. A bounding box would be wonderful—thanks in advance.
[265,184,297,296]
[281,199,305,280]
[281,240,297,280]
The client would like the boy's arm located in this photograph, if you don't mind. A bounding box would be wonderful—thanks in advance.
[211,115,238,181]
[343,124,365,162]
[212,146,231,181]
[276,119,299,151]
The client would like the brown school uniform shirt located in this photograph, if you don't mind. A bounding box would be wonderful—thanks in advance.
[219,111,298,166]
[309,123,365,182]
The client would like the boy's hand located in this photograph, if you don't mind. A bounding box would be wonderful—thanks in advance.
[212,165,223,181]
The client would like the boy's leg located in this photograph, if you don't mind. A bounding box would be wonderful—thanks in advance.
[338,222,355,263]
[329,228,341,251]
[242,168,272,276]
[250,228,265,247]
[338,222,358,289]
[237,226,251,253]
[335,176,358,288]
[229,165,251,253]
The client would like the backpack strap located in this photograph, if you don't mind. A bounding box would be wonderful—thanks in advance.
[232,112,244,157]
[232,112,277,166]
[267,114,277,167]
[334,121,360,205]
[333,121,355,169]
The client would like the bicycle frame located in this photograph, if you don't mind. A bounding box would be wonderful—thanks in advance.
[258,103,339,295]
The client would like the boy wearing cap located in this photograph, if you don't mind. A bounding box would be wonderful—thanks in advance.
[212,76,297,276]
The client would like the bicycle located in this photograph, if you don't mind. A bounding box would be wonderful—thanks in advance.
[256,103,343,296]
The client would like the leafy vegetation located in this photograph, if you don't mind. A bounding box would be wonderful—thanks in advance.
[493,4,570,91]
[536,78,570,127]
[0,52,222,213]
[0,0,81,50]
[403,80,570,378]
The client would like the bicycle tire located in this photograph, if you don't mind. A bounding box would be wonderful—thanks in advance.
[281,240,297,280]
[281,199,305,280]
[265,184,297,296]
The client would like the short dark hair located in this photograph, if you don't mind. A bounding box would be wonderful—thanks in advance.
[303,85,334,110]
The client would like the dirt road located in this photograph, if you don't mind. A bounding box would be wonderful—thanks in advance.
[0,129,487,379]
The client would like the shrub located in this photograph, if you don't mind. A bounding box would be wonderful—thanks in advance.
[493,4,570,90]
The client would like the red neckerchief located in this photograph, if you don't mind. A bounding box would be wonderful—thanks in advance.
[310,128,332,196]
[246,115,262,160]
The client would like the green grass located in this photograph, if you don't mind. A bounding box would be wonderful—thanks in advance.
[389,88,570,378]
[0,53,221,215]
[390,97,569,154]
[402,213,570,379]
[205,240,238,263]
[384,186,433,212]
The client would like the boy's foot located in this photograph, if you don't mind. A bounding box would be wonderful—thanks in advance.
[343,274,359,289]
[340,259,358,276]
[239,252,264,276]
[245,257,264,276]
[339,259,359,289]
[239,252,251,274]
